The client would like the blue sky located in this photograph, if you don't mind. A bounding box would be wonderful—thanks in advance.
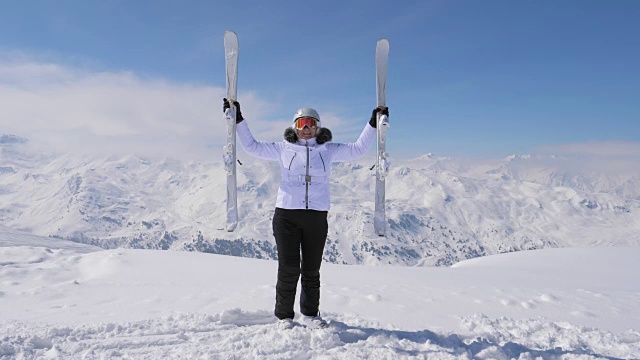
[1,0,639,160]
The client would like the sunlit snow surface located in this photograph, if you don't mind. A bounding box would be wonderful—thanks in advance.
[1,230,639,359]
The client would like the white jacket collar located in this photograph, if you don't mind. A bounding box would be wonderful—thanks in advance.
[297,137,317,146]
[284,137,327,152]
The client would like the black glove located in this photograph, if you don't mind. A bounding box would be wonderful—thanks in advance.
[223,98,244,123]
[369,106,389,128]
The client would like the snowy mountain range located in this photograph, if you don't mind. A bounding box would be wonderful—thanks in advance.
[2,134,639,266]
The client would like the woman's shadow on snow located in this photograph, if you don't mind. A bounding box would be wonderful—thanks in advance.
[327,320,623,360]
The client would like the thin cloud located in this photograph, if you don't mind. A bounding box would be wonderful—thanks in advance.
[535,141,640,175]
[539,141,640,157]
[0,56,362,160]
[0,58,270,160]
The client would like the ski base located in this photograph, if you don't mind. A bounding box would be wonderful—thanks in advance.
[224,30,239,232]
[374,38,390,236]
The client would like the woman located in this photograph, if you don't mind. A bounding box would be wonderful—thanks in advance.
[223,99,388,329]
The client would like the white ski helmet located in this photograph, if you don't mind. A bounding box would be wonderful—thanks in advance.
[292,108,321,128]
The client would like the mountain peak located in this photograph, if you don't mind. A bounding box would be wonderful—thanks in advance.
[413,153,436,161]
[505,154,531,161]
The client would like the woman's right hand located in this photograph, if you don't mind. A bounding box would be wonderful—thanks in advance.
[223,98,244,123]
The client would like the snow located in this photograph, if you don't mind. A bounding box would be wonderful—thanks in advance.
[2,138,640,357]
[1,231,639,359]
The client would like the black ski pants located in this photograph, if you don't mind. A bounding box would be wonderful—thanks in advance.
[272,207,328,320]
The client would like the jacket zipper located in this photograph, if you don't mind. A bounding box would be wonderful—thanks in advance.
[319,153,326,172]
[305,143,310,209]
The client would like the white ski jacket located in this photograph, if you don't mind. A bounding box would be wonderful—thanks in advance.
[236,121,376,211]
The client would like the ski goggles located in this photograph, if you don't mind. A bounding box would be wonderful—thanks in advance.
[294,117,319,130]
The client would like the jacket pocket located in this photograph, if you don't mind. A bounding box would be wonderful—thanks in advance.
[319,153,326,172]
[287,153,297,170]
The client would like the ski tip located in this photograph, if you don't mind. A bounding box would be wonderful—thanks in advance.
[224,30,238,43]
[224,30,239,51]
[377,38,390,45]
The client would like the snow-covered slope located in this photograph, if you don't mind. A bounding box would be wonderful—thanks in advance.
[0,232,638,359]
[2,135,640,266]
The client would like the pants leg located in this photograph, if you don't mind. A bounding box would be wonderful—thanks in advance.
[272,208,328,319]
[300,211,328,317]
[272,208,302,320]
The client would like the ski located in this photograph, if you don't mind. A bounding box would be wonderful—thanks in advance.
[223,30,239,232]
[374,38,390,236]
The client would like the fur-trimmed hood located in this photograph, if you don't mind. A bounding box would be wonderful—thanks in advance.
[284,127,332,145]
